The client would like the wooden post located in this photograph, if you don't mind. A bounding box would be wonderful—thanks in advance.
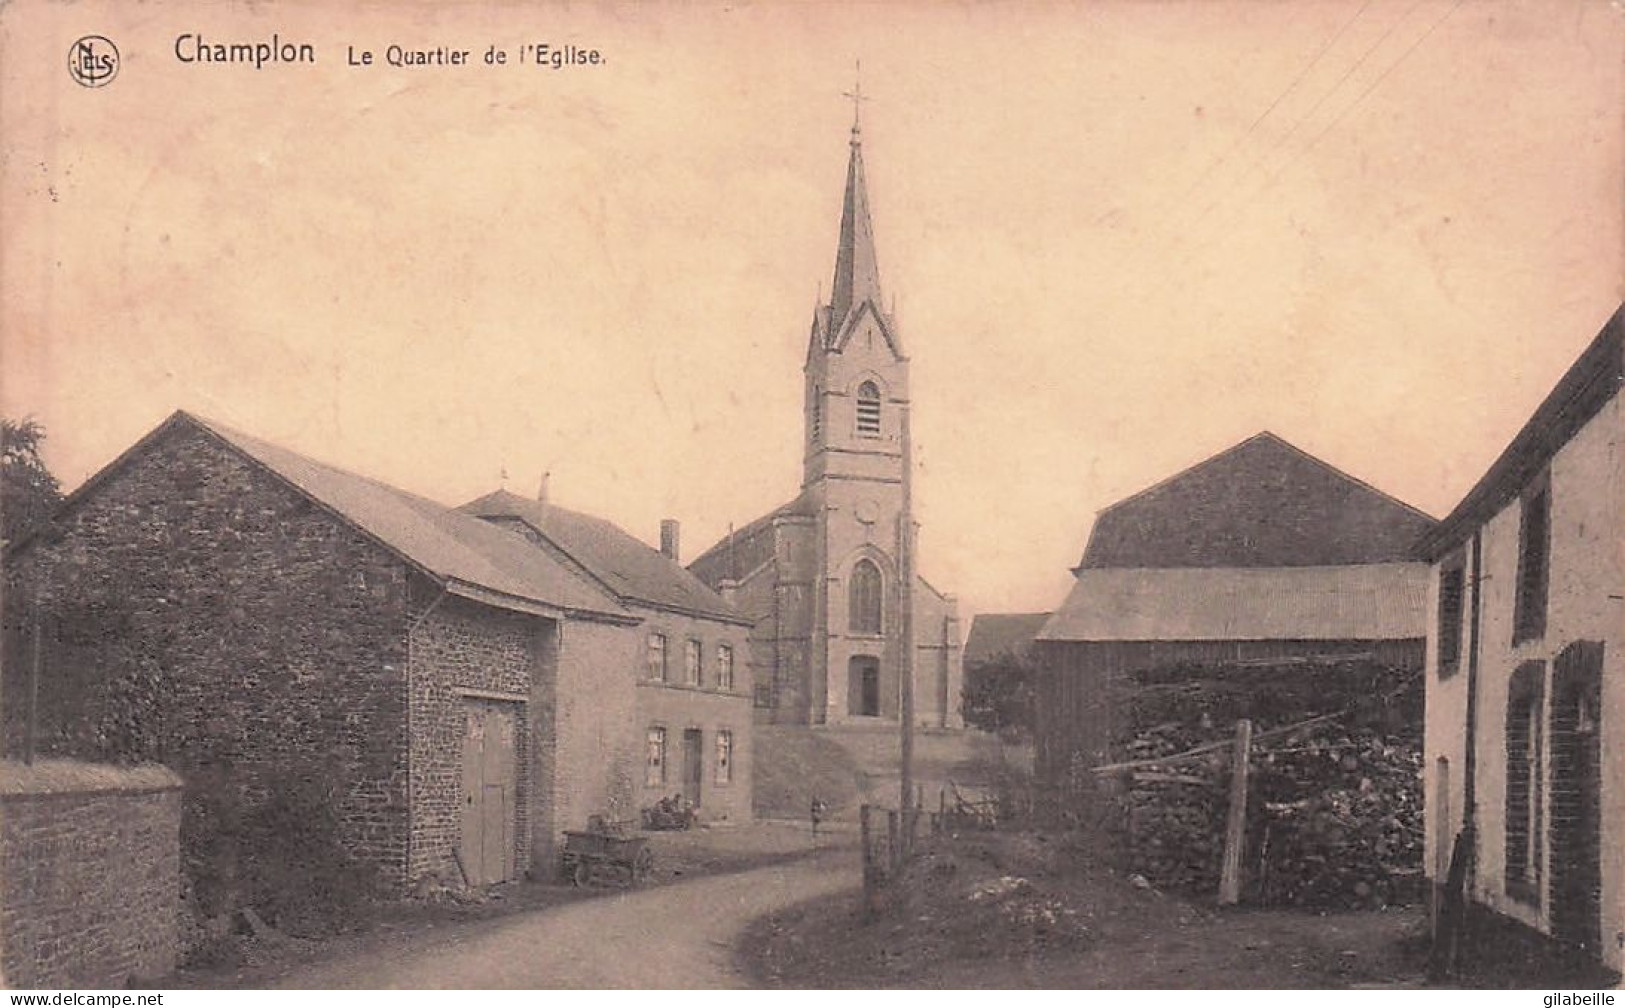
[859,804,875,918]
[887,808,900,872]
[1218,718,1253,905]
[26,617,42,766]
[898,401,916,850]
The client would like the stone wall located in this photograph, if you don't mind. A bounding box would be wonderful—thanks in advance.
[1,420,414,886]
[0,761,181,988]
[406,589,547,884]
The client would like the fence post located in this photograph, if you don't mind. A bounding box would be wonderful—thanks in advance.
[1218,718,1253,905]
[26,617,42,766]
[887,809,900,872]
[859,804,874,918]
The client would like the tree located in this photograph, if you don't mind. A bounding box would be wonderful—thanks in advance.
[961,649,1037,740]
[2,417,63,545]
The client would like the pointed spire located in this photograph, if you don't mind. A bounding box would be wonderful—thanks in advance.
[829,69,881,336]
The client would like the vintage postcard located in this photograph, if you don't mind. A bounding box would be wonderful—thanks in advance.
[1,0,1621,993]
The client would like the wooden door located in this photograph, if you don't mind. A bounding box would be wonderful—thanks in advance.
[1551,641,1603,955]
[682,728,703,809]
[460,700,518,886]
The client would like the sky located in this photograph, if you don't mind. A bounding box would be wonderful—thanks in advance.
[2,0,1621,619]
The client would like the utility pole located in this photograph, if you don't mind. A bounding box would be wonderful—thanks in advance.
[898,396,915,839]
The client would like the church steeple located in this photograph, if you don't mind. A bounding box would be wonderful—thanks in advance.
[828,123,883,338]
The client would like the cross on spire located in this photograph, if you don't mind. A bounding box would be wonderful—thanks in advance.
[842,61,870,137]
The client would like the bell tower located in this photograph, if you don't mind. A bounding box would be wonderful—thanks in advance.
[801,105,912,724]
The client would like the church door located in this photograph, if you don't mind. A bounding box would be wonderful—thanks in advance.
[849,656,881,717]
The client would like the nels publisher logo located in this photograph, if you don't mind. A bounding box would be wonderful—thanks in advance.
[68,35,119,88]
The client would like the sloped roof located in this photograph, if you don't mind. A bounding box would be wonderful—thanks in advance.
[1037,564,1428,643]
[29,412,633,622]
[1420,304,1624,559]
[964,612,1052,666]
[191,416,636,620]
[1080,432,1436,570]
[687,493,814,587]
[460,489,746,623]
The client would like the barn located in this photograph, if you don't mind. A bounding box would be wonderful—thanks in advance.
[1033,432,1436,792]
[1,410,744,902]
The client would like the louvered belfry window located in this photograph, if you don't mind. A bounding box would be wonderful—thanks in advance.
[856,381,882,436]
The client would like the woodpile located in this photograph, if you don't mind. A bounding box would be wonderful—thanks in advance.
[1251,729,1423,909]
[1090,657,1423,909]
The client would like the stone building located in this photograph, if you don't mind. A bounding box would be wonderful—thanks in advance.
[1034,432,1437,786]
[1419,304,1623,975]
[1,410,749,894]
[688,119,964,730]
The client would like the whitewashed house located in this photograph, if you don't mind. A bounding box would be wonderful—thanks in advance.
[1419,304,1624,974]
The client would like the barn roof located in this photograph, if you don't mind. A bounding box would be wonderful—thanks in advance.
[1079,432,1436,570]
[28,412,634,623]
[1037,563,1428,643]
[459,489,746,624]
[1419,304,1624,559]
[190,415,637,621]
[964,612,1052,666]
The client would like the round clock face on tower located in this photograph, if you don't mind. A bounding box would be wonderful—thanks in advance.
[854,499,879,525]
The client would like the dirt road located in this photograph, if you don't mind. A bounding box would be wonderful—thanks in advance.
[276,848,854,989]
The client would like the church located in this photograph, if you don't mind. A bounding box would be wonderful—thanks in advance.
[688,115,964,730]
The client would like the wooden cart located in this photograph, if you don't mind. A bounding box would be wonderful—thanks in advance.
[559,823,654,887]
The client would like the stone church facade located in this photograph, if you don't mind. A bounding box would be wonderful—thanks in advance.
[689,122,964,729]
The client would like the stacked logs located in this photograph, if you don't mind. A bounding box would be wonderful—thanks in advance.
[1092,658,1423,909]
[1251,729,1424,909]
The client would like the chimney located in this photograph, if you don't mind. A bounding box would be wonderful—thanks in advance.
[538,471,551,504]
[659,519,680,562]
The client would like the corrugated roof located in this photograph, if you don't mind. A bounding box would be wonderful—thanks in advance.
[964,612,1052,666]
[460,489,745,623]
[186,414,631,621]
[1419,304,1624,559]
[1037,563,1428,643]
[1080,432,1436,570]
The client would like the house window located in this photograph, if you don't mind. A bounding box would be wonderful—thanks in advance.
[849,559,883,635]
[646,727,667,786]
[685,639,702,686]
[855,381,882,436]
[811,388,822,441]
[717,644,735,690]
[1437,554,1465,677]
[1514,480,1550,644]
[715,730,733,785]
[646,633,668,682]
[1505,661,1545,900]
